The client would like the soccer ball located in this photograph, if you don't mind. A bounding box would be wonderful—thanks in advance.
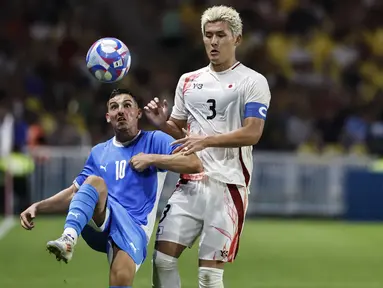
[86,37,131,83]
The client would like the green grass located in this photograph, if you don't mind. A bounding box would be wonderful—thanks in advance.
[1,217,383,287]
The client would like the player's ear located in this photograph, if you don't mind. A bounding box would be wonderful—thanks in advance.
[234,35,242,46]
[106,113,111,123]
[137,108,142,119]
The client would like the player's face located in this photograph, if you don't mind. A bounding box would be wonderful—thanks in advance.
[203,21,241,66]
[106,94,142,132]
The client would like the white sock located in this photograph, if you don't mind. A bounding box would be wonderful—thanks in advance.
[64,227,78,243]
[152,250,180,288]
[199,267,224,288]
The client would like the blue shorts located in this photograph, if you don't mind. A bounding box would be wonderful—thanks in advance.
[81,196,148,265]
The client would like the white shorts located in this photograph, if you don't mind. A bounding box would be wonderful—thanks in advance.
[156,177,248,262]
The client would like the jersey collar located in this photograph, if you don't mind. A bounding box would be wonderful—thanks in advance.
[113,130,141,147]
[208,61,241,75]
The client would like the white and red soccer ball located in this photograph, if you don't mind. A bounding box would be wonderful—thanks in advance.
[86,37,131,83]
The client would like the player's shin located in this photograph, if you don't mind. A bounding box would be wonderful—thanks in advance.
[152,250,181,288]
[199,267,224,288]
[64,183,99,242]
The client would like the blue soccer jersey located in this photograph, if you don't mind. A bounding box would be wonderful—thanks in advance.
[73,130,179,264]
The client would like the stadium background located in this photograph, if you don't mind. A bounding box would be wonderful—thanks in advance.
[1,0,383,287]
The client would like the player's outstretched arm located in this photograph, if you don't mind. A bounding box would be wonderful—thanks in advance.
[35,184,78,213]
[204,117,264,148]
[20,184,77,230]
[130,152,203,174]
[172,118,264,155]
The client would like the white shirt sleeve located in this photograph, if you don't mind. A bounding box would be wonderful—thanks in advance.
[170,75,188,120]
[242,73,271,120]
[244,73,271,107]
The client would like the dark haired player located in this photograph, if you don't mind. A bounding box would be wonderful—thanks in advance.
[19,89,203,288]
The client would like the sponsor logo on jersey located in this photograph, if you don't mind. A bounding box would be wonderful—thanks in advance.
[193,83,203,89]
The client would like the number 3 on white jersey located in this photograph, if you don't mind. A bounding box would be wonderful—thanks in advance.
[115,160,126,180]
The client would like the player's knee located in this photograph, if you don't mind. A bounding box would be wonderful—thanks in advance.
[198,267,224,288]
[84,175,107,197]
[110,266,134,286]
[153,250,178,270]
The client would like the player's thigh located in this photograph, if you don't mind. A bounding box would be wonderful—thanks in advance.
[155,180,204,257]
[87,198,111,232]
[81,224,109,253]
[109,242,136,287]
[199,181,248,264]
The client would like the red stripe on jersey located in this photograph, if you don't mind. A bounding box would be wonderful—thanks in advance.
[227,184,245,262]
[231,62,241,70]
[239,147,250,186]
[182,73,202,95]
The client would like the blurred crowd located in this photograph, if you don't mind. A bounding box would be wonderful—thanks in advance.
[0,0,383,156]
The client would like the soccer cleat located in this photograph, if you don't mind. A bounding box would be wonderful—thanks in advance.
[46,234,75,264]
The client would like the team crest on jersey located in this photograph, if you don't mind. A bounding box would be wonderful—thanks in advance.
[226,83,236,89]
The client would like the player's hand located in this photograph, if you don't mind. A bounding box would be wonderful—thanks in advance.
[171,129,207,155]
[130,152,152,172]
[144,97,169,127]
[20,203,38,230]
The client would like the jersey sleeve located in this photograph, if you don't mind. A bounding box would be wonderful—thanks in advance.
[243,74,271,120]
[73,150,98,188]
[152,131,180,155]
[170,75,188,120]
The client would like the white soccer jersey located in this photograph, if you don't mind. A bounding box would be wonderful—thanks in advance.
[170,62,271,187]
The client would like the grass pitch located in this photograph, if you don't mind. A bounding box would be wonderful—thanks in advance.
[1,217,383,288]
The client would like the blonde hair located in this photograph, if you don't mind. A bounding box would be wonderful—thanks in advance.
[201,5,243,37]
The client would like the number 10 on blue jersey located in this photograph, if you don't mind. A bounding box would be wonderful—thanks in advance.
[115,160,127,180]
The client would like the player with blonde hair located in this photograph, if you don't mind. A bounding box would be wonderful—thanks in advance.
[145,5,271,288]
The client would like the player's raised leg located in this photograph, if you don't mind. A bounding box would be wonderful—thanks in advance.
[46,175,108,263]
[109,242,135,288]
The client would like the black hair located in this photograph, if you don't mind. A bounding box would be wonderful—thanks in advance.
[108,88,142,107]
